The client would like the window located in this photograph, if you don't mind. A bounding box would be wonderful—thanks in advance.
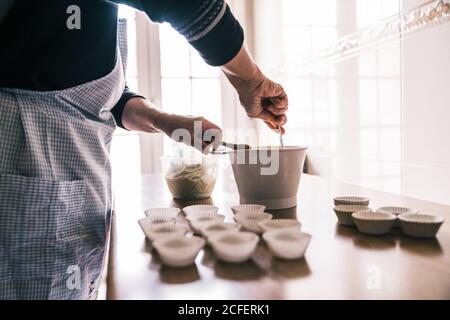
[357,1,402,193]
[278,0,338,154]
[112,5,234,174]
[274,0,402,193]
[159,23,223,152]
[159,23,222,124]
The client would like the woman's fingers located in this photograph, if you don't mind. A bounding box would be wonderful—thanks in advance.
[265,103,288,116]
[260,82,289,123]
[257,109,287,128]
[264,121,286,134]
[200,117,223,153]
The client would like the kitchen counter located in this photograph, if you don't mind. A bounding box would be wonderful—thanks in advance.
[106,171,450,299]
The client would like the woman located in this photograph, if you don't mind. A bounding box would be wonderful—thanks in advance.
[0,0,288,299]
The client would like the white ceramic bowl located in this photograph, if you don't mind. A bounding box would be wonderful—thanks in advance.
[183,205,219,217]
[398,213,444,238]
[230,204,266,215]
[352,210,396,235]
[263,229,312,260]
[258,219,301,232]
[138,216,176,235]
[153,236,205,267]
[333,205,369,226]
[186,213,225,234]
[334,196,370,206]
[142,224,189,242]
[209,232,259,263]
[200,222,242,239]
[377,206,418,228]
[230,146,307,210]
[144,207,181,219]
[233,212,273,234]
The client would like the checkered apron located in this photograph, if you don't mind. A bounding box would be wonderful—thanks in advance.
[0,19,128,299]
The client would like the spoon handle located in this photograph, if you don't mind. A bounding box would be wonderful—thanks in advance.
[278,125,284,149]
[265,98,284,149]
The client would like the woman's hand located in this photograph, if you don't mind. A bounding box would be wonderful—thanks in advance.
[222,46,288,134]
[121,97,222,152]
[157,114,222,153]
[232,71,288,133]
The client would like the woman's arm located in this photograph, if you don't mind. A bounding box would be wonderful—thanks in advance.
[121,97,222,151]
[118,0,243,66]
[118,0,288,133]
[221,45,288,133]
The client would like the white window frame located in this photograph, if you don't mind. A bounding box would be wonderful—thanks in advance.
[134,12,164,174]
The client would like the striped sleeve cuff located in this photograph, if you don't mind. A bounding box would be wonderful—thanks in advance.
[110,86,145,130]
[165,0,244,66]
[186,4,244,66]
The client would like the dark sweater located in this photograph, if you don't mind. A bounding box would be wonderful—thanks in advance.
[0,0,244,128]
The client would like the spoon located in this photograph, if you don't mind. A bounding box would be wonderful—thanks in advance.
[278,124,284,149]
[265,98,284,149]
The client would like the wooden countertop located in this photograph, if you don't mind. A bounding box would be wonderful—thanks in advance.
[106,171,450,299]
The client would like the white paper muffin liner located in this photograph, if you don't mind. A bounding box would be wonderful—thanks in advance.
[138,216,176,235]
[189,216,226,234]
[153,236,205,267]
[333,205,369,226]
[209,231,259,263]
[263,229,312,260]
[377,206,418,228]
[144,207,181,218]
[200,222,242,239]
[142,224,189,242]
[399,213,444,238]
[258,219,301,232]
[234,212,273,234]
[352,210,396,235]
[183,204,219,217]
[334,196,370,206]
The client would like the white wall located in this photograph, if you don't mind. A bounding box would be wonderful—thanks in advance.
[401,21,450,205]
[252,0,450,205]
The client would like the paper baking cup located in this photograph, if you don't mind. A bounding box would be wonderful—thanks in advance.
[183,205,219,217]
[263,229,312,260]
[258,219,301,232]
[209,231,259,263]
[233,212,273,234]
[230,204,266,215]
[200,222,242,239]
[352,210,396,235]
[153,236,205,267]
[189,216,226,235]
[144,207,181,219]
[186,213,225,233]
[142,224,189,242]
[377,206,418,228]
[399,213,444,238]
[138,216,176,235]
[334,196,370,206]
[333,205,369,226]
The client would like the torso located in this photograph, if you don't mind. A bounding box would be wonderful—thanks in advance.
[0,0,118,91]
